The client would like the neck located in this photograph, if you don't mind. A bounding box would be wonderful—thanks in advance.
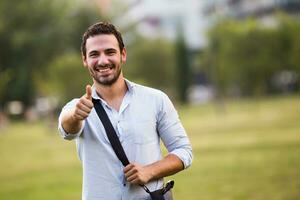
[94,74,127,103]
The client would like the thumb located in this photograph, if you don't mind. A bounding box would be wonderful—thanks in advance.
[86,85,92,100]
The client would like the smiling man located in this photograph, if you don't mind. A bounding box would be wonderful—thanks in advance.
[58,22,193,200]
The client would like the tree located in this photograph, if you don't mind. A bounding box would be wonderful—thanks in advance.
[124,35,176,95]
[174,25,191,103]
[0,0,103,108]
[0,0,64,106]
[200,14,300,97]
[39,53,91,104]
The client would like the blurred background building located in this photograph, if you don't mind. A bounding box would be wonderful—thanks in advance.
[91,0,300,49]
[203,0,300,28]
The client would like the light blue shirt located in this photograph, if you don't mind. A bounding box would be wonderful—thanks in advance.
[58,80,193,200]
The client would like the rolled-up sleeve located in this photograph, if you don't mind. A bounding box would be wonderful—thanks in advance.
[157,93,193,169]
[58,99,84,140]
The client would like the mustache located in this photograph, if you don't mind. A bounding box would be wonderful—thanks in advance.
[95,64,115,69]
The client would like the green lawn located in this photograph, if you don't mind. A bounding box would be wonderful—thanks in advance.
[0,95,300,200]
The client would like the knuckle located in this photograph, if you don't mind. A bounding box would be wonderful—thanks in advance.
[79,98,84,103]
[76,102,82,109]
[89,103,94,109]
[75,113,82,119]
[80,97,86,105]
[74,109,79,115]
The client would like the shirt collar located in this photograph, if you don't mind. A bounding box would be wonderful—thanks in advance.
[124,78,136,93]
[91,78,136,100]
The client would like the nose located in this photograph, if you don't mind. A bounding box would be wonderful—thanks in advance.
[97,54,109,66]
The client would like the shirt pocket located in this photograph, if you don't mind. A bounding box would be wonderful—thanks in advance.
[133,120,158,144]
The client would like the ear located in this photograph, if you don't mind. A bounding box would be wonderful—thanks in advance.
[121,48,127,63]
[82,54,88,67]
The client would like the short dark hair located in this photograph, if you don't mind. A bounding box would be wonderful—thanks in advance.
[81,22,125,58]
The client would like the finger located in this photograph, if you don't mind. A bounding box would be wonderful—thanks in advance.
[75,109,90,119]
[73,110,87,120]
[86,85,92,100]
[73,113,84,121]
[80,97,94,109]
[125,168,137,178]
[131,178,142,185]
[77,103,92,113]
[126,174,138,182]
[129,176,144,185]
[124,163,134,173]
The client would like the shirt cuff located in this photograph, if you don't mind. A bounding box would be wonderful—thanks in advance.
[169,147,193,169]
[58,120,85,140]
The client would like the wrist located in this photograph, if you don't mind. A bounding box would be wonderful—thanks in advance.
[61,109,83,134]
[144,165,156,182]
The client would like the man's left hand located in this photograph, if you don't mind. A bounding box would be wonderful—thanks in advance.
[124,163,153,185]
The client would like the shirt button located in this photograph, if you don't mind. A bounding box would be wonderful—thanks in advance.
[123,183,126,186]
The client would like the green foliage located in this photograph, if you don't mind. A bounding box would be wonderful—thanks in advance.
[282,15,300,75]
[175,27,191,103]
[0,0,66,106]
[0,0,177,106]
[38,53,91,103]
[124,35,176,94]
[0,0,102,107]
[201,14,300,96]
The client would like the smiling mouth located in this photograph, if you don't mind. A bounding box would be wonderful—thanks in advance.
[94,65,114,73]
[99,68,111,73]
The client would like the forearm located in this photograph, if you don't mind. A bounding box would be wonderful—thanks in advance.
[145,154,184,182]
[124,151,185,185]
[61,109,83,134]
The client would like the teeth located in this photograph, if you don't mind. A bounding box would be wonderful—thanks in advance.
[99,68,110,73]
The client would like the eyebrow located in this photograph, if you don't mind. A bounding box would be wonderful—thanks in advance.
[88,50,98,55]
[88,48,117,55]
[105,48,117,53]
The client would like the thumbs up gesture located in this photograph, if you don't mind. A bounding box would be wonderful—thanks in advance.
[72,85,94,121]
[85,85,92,101]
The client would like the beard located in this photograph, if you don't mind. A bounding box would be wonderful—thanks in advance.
[89,63,122,86]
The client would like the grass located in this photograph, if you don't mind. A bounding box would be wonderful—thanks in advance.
[174,95,300,200]
[0,122,82,200]
[0,95,300,199]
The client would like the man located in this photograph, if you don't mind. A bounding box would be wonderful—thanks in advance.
[58,22,193,200]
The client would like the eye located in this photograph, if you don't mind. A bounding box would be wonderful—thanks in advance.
[105,49,117,56]
[89,53,98,58]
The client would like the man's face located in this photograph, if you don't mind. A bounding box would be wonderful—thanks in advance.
[83,34,126,86]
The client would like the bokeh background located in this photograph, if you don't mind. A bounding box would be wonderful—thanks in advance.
[1,0,300,199]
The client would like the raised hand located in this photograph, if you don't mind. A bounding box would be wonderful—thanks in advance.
[72,85,94,121]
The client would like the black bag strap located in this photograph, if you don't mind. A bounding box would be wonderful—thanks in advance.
[92,98,129,167]
[92,98,174,199]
